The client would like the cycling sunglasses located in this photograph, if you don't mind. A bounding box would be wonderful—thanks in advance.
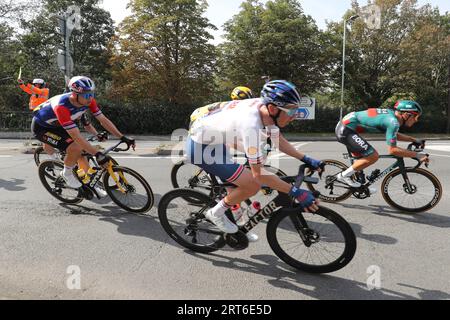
[80,92,95,99]
[277,106,299,117]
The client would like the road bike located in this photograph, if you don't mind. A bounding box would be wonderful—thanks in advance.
[38,140,154,213]
[306,143,442,213]
[158,164,357,274]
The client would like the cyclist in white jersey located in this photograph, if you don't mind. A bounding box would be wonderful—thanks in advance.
[187,80,322,234]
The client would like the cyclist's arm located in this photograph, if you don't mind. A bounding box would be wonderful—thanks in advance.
[84,123,98,136]
[95,114,123,138]
[66,127,99,155]
[249,164,291,194]
[88,100,123,138]
[397,133,417,143]
[385,120,417,158]
[278,134,307,161]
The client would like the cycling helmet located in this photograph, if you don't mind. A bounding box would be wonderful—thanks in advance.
[261,80,301,107]
[32,79,45,85]
[68,76,95,94]
[231,86,254,100]
[394,100,422,115]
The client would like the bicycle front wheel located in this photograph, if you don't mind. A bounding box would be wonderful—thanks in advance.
[158,189,226,253]
[103,166,154,213]
[267,206,357,274]
[381,168,442,213]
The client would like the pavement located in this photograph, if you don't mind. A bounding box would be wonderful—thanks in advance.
[0,138,449,300]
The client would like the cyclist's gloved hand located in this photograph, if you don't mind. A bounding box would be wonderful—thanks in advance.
[95,152,112,166]
[413,139,426,149]
[121,135,135,149]
[302,155,322,170]
[96,132,108,142]
[416,152,429,163]
[289,186,317,210]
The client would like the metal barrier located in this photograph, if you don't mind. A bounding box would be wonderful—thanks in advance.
[0,111,33,131]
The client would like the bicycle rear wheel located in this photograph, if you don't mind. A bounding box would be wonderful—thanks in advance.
[158,189,226,253]
[266,206,356,274]
[34,146,64,167]
[38,160,83,204]
[381,168,442,213]
[103,166,154,213]
[306,159,353,202]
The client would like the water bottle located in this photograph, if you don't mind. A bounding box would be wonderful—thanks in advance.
[82,168,97,185]
[77,169,86,179]
[231,204,246,226]
[248,201,261,218]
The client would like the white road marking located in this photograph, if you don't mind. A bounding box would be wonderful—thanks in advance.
[428,153,450,158]
[425,145,450,153]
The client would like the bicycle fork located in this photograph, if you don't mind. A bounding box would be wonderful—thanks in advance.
[106,161,129,194]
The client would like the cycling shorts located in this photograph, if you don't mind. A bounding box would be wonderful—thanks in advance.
[335,121,375,158]
[186,136,245,184]
[31,117,74,151]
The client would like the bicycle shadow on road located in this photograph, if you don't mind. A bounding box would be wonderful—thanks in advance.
[186,251,439,300]
[0,178,26,192]
[58,194,170,244]
[335,202,450,229]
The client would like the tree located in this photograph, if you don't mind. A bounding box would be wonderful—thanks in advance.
[111,0,217,105]
[327,0,449,133]
[219,0,334,96]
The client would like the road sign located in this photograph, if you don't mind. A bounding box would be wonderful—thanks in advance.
[295,97,316,120]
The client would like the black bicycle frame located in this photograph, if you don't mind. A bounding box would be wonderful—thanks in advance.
[345,149,421,192]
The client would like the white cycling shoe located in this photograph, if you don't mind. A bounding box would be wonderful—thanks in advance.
[205,210,238,234]
[94,185,108,198]
[246,232,259,242]
[235,216,259,242]
[336,173,361,188]
[61,169,82,189]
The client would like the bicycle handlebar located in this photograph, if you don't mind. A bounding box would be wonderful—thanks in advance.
[407,142,430,168]
[103,140,131,154]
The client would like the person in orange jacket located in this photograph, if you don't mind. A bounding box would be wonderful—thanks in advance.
[18,78,50,111]
[18,77,56,158]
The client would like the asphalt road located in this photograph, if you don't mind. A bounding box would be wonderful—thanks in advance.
[0,139,449,300]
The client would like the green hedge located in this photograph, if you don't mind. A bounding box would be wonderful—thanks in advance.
[1,101,447,135]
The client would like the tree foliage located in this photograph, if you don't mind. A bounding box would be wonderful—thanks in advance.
[110,0,217,105]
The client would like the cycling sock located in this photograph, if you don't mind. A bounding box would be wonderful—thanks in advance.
[63,165,76,174]
[210,199,231,218]
[342,166,356,178]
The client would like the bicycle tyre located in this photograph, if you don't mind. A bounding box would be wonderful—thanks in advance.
[158,189,226,253]
[38,160,83,204]
[266,206,357,274]
[306,159,353,203]
[102,165,154,213]
[381,167,442,213]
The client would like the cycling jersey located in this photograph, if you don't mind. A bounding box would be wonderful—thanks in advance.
[342,108,400,146]
[32,93,102,131]
[189,98,273,165]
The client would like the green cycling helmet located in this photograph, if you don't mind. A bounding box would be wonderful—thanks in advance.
[394,100,423,115]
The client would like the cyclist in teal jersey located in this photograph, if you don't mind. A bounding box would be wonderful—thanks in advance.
[335,100,429,192]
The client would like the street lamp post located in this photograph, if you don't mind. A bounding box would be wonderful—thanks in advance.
[340,15,359,120]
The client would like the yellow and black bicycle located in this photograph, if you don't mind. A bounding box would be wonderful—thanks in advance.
[38,140,154,213]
